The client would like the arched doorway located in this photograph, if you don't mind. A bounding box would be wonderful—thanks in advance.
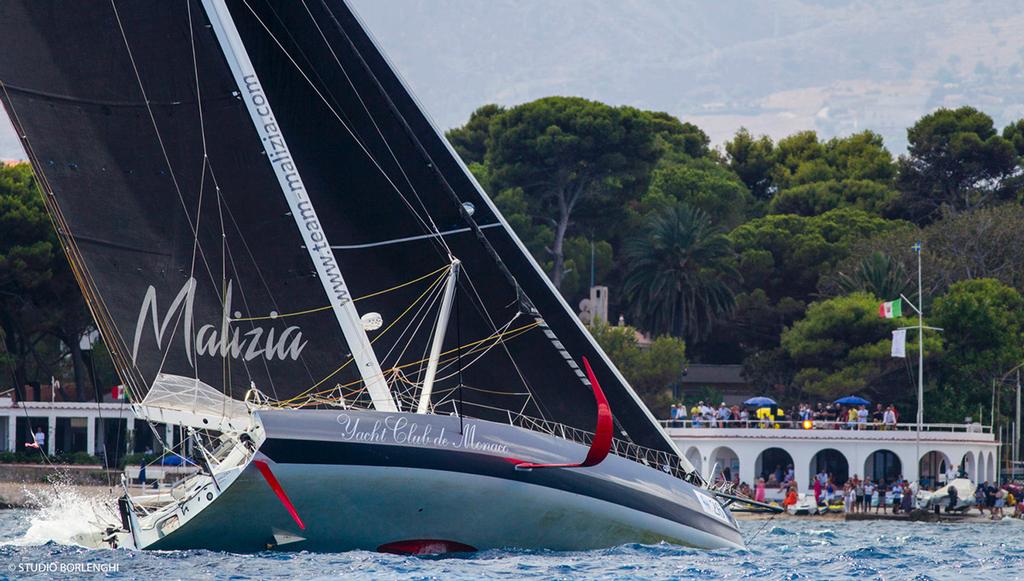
[919,451,951,488]
[810,448,849,485]
[685,447,702,476]
[960,451,975,481]
[709,446,739,483]
[864,449,902,484]
[755,447,795,487]
[978,453,987,484]
[988,451,996,482]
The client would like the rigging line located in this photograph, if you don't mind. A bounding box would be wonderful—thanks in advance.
[330,223,502,251]
[432,316,516,379]
[110,0,232,372]
[1,85,148,402]
[277,317,538,407]
[155,0,211,382]
[278,321,539,406]
[300,0,451,256]
[273,267,450,404]
[260,0,450,260]
[462,268,551,422]
[218,216,277,395]
[186,0,209,383]
[373,265,451,369]
[379,272,450,379]
[236,0,440,242]
[457,277,463,429]
[1,81,142,399]
[314,0,532,312]
[232,263,450,322]
[109,0,222,299]
[216,180,316,388]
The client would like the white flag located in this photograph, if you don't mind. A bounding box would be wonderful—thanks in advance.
[891,329,907,358]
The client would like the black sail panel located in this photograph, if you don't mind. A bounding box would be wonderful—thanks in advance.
[0,2,366,401]
[222,0,680,457]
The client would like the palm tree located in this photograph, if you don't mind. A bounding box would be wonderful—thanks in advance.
[834,251,912,300]
[622,202,739,342]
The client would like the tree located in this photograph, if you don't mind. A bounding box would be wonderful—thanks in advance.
[1004,118,1024,157]
[821,251,913,300]
[767,179,898,217]
[724,128,776,201]
[485,97,667,289]
[622,202,738,343]
[770,130,826,190]
[838,204,1024,297]
[822,131,896,184]
[642,157,754,229]
[590,321,687,414]
[895,106,1019,222]
[780,292,942,402]
[445,104,504,166]
[0,163,94,399]
[0,163,57,390]
[932,279,1024,422]
[729,208,905,304]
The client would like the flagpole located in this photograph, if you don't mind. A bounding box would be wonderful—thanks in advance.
[915,242,923,485]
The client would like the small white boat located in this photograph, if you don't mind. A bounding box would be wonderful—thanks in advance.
[917,478,976,512]
[786,493,824,516]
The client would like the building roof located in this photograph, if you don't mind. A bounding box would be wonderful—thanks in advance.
[678,364,746,385]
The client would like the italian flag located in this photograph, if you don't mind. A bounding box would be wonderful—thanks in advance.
[878,298,902,319]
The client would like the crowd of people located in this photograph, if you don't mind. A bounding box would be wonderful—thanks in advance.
[726,468,1024,519]
[668,400,903,430]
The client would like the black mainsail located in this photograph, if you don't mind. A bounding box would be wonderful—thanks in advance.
[0,1,684,461]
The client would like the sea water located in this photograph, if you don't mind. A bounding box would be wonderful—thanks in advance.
[0,486,1022,580]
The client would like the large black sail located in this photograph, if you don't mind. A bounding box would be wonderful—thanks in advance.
[218,0,681,457]
[0,0,682,459]
[0,2,367,404]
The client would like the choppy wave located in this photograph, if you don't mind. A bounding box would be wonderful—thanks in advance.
[1,505,1022,580]
[2,475,118,548]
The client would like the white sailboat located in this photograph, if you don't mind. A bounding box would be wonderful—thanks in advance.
[0,0,750,553]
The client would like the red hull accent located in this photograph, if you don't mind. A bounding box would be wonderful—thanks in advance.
[377,539,477,555]
[514,356,613,470]
[254,459,306,530]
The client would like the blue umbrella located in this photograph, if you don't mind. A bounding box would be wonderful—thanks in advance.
[834,395,870,406]
[744,396,777,407]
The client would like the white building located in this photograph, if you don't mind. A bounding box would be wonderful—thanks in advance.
[0,398,175,460]
[666,421,1000,494]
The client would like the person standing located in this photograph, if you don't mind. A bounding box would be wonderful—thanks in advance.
[716,403,731,427]
[755,478,766,503]
[890,481,902,514]
[854,477,865,514]
[31,426,45,451]
[883,406,897,430]
[813,476,823,506]
[863,479,875,512]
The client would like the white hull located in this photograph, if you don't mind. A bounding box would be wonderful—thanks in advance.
[113,409,743,553]
[146,463,741,552]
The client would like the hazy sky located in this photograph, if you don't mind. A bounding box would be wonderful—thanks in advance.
[3,0,1023,160]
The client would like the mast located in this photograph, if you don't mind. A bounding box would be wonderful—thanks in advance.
[200,0,396,411]
[416,259,460,414]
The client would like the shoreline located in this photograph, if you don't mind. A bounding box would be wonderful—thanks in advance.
[0,479,1014,525]
[733,508,1010,523]
[0,481,115,509]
